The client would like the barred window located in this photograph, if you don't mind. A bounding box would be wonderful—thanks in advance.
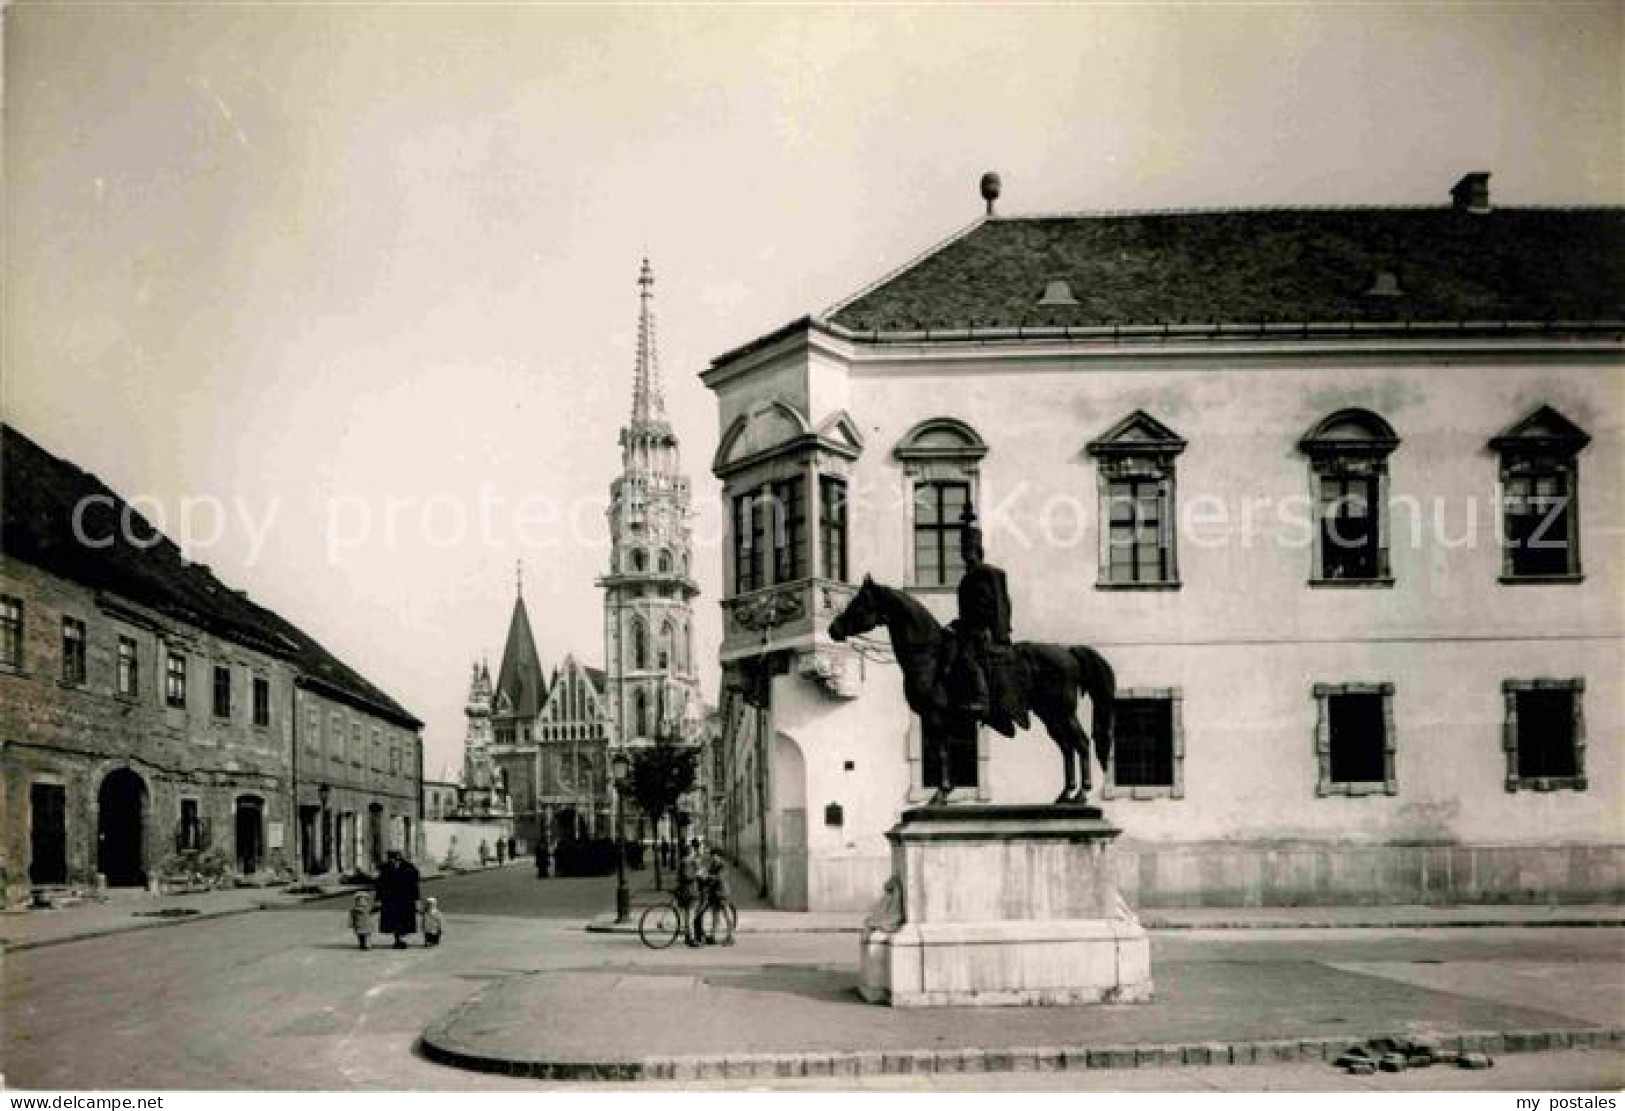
[1104,689,1185,800]
[1503,679,1586,791]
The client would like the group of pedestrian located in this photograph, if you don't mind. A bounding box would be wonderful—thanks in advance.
[674,839,731,947]
[348,850,444,950]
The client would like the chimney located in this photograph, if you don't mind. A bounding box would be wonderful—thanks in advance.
[980,171,1002,217]
[1451,171,1491,214]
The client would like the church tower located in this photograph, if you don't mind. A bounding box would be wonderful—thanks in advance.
[601,260,701,764]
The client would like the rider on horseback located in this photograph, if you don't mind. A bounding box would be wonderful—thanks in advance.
[948,507,1030,737]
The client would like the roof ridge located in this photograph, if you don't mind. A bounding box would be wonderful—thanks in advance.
[999,203,1625,219]
[818,216,988,321]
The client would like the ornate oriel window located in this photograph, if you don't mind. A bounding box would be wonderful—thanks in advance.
[819,475,848,582]
[1300,410,1399,586]
[1313,682,1397,796]
[1088,411,1186,589]
[895,418,987,589]
[1491,406,1589,582]
[1103,688,1185,800]
[1502,678,1586,791]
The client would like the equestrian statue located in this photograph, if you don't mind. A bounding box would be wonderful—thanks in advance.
[828,507,1116,806]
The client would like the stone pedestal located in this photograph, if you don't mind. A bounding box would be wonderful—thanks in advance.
[858,805,1153,1007]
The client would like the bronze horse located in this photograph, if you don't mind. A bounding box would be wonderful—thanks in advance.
[829,576,1115,805]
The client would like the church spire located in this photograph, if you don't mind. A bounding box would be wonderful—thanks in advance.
[630,257,664,426]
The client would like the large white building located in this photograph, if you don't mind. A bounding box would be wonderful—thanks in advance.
[704,172,1624,911]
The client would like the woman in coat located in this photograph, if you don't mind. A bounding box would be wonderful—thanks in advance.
[374,850,420,949]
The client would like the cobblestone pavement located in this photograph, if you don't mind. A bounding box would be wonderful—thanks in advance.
[2,866,1621,1091]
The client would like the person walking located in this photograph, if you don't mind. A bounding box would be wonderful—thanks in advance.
[374,850,421,949]
[348,892,376,950]
[421,896,444,947]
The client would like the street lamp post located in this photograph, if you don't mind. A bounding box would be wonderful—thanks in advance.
[612,750,631,923]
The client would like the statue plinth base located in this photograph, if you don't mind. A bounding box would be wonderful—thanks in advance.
[859,805,1153,1007]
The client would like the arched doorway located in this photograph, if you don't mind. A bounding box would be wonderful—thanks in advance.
[97,769,148,887]
[234,796,264,875]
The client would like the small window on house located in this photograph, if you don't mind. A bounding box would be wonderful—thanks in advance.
[350,722,363,765]
[770,476,806,583]
[252,677,271,727]
[732,490,764,593]
[1503,679,1586,791]
[371,727,383,770]
[1104,690,1185,799]
[1313,683,1397,796]
[305,706,320,751]
[0,596,23,668]
[117,635,138,698]
[1088,412,1186,589]
[819,475,849,581]
[1300,410,1399,585]
[61,617,87,684]
[1492,406,1589,582]
[166,651,187,707]
[177,799,203,852]
[212,665,232,718]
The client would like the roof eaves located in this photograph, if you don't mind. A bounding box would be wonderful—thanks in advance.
[818,216,988,321]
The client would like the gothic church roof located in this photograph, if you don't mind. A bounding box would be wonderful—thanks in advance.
[491,591,545,721]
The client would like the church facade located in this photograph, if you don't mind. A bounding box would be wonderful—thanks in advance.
[703,172,1624,911]
[484,261,707,855]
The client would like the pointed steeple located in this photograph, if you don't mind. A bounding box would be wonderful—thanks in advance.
[630,258,664,425]
[492,586,545,722]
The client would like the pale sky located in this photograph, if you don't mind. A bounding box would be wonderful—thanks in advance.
[5,3,1621,779]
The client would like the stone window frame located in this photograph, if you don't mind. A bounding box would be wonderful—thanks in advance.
[1087,411,1187,591]
[1102,687,1186,800]
[0,594,24,670]
[211,663,232,719]
[1312,681,1398,797]
[60,615,87,686]
[164,649,187,708]
[251,675,272,729]
[903,717,991,803]
[115,634,139,700]
[1501,678,1587,793]
[1299,409,1401,588]
[1491,405,1589,584]
[895,418,987,592]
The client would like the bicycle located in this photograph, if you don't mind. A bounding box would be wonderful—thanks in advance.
[637,893,689,949]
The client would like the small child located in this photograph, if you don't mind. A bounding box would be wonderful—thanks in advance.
[422,896,443,947]
[349,892,376,950]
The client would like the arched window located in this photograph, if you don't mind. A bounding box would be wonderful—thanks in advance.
[630,620,647,670]
[1300,409,1400,584]
[658,621,673,671]
[633,690,648,737]
[629,548,646,574]
[684,622,693,674]
[895,418,987,587]
[658,549,673,574]
[1491,405,1589,581]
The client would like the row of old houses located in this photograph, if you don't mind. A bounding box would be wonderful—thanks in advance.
[1,424,423,903]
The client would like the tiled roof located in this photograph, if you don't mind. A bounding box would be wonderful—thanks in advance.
[824,207,1625,334]
[1,424,421,729]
